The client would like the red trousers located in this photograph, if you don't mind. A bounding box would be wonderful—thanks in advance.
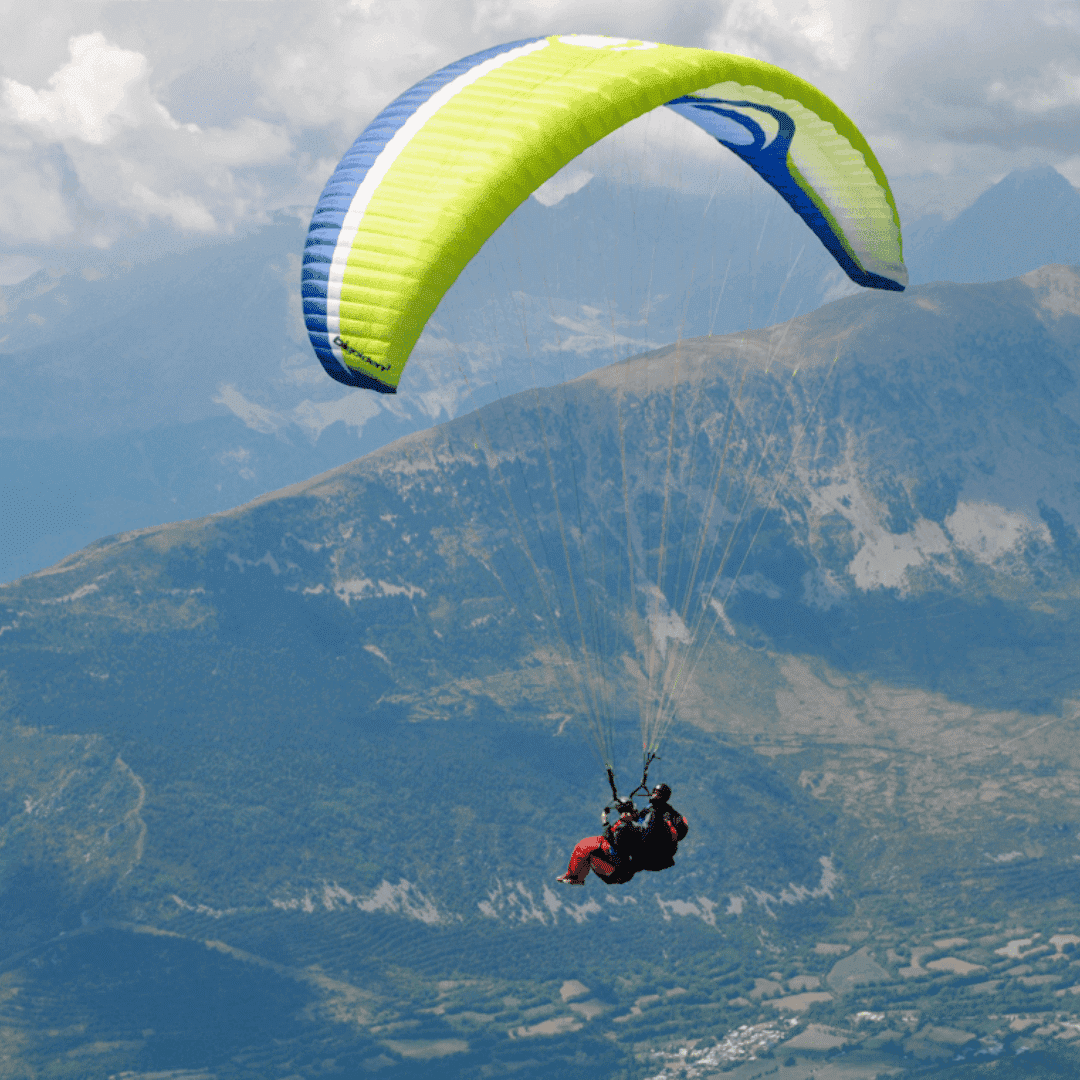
[563,835,618,883]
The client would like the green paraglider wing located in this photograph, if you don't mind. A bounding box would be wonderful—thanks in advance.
[303,34,906,392]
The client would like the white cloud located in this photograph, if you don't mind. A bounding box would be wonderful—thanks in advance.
[0,254,41,285]
[196,118,293,168]
[988,64,1080,113]
[0,158,73,243]
[130,182,216,233]
[1057,156,1080,186]
[0,2,1078,254]
[703,0,1080,217]
[711,0,864,72]
[1,32,171,145]
[0,28,295,247]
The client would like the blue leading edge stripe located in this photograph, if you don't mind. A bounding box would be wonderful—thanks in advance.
[302,37,548,389]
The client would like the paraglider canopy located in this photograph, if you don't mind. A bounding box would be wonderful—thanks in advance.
[302,34,906,393]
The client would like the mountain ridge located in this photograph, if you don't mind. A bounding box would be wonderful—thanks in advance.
[3,164,1080,591]
[4,266,1080,1078]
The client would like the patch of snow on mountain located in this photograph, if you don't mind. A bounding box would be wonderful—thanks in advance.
[355,880,441,923]
[478,880,555,924]
[542,301,662,357]
[1025,264,1080,319]
[215,382,381,441]
[292,391,381,441]
[271,879,442,924]
[727,856,839,918]
[645,584,690,657]
[945,501,1050,564]
[707,597,738,635]
[720,572,783,600]
[227,551,281,574]
[798,430,959,595]
[656,895,717,926]
[481,880,609,925]
[377,580,426,599]
[172,894,236,918]
[38,582,100,604]
[849,517,953,593]
[332,578,426,604]
[214,384,286,435]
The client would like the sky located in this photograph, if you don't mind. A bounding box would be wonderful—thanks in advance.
[1,0,1079,282]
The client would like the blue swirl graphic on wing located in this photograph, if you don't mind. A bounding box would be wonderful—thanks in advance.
[665,96,902,291]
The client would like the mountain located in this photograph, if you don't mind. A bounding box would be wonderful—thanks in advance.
[2,267,1080,1077]
[906,166,1080,285]
[0,177,871,586]
[4,154,1079,588]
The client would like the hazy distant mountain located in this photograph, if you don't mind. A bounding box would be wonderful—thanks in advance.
[906,166,1080,285]
[0,179,875,585]
[5,161,1080,588]
[2,268,1080,1077]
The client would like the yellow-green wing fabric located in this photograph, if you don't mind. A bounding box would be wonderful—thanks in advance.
[303,34,906,392]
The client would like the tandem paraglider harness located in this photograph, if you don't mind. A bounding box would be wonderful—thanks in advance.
[602,753,659,822]
[602,755,688,864]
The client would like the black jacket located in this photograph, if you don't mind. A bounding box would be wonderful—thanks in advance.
[629,801,688,872]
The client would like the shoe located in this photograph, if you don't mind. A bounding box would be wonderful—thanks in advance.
[555,874,584,886]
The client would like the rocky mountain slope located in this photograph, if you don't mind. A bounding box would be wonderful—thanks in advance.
[2,267,1080,1078]
[5,165,1077,588]
[0,177,841,585]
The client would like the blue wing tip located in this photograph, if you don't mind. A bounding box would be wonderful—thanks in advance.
[316,353,397,393]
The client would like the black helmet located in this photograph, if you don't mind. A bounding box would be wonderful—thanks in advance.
[650,783,671,802]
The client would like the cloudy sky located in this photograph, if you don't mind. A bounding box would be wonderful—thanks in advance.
[1,0,1078,279]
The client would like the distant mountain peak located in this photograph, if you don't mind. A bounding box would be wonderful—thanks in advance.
[908,167,1080,286]
[994,164,1077,192]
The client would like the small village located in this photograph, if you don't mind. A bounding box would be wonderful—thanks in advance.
[644,1020,801,1079]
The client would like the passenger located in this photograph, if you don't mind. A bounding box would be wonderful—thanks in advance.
[556,803,640,885]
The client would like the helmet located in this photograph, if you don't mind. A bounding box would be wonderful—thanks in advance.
[650,783,671,802]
